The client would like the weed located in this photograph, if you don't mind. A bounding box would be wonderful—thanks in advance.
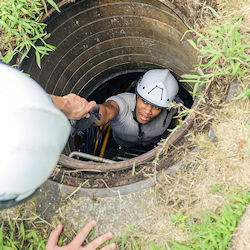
[132,161,136,176]
[167,103,191,133]
[181,7,250,99]
[0,212,120,249]
[0,217,47,249]
[118,225,171,250]
[170,189,250,249]
[0,0,58,67]
[171,213,190,233]
[64,180,88,200]
[234,88,250,101]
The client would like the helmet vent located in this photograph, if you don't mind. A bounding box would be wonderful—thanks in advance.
[148,85,164,100]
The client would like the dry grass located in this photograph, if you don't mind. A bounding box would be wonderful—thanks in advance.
[167,0,218,27]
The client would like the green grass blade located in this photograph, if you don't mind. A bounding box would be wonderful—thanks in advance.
[47,0,61,12]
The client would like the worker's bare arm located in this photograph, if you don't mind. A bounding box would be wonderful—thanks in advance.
[98,100,119,125]
[50,93,118,125]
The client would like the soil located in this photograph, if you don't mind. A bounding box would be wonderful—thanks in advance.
[160,0,218,27]
[50,144,178,188]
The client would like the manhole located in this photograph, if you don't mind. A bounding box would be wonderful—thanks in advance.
[21,0,199,196]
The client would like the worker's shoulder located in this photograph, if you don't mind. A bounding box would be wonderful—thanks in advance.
[107,92,135,103]
[107,92,135,117]
[114,92,134,99]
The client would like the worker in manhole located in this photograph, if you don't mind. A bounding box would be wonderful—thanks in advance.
[72,69,182,155]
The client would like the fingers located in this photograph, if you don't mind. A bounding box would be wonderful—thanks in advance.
[83,232,114,250]
[68,95,96,119]
[61,93,97,120]
[81,101,96,118]
[46,224,63,249]
[69,220,97,249]
[89,101,97,110]
[46,222,116,250]
[101,243,116,250]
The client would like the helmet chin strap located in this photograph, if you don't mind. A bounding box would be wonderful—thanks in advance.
[132,95,144,139]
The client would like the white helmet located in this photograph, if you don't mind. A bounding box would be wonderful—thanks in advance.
[0,63,70,209]
[136,69,179,108]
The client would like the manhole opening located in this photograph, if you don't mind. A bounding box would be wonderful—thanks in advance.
[68,71,193,163]
[20,0,199,191]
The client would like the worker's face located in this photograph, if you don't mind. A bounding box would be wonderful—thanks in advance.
[136,97,162,124]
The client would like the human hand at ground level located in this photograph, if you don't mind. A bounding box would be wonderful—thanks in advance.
[46,220,116,250]
[51,93,96,120]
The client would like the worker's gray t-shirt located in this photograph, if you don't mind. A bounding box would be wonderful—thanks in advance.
[106,93,178,148]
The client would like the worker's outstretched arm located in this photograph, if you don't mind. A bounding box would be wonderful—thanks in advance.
[51,93,119,125]
[98,100,120,125]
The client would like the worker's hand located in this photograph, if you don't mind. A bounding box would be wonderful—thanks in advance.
[51,93,96,120]
[46,221,116,250]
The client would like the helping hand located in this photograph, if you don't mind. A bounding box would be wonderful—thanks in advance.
[46,221,116,250]
[51,93,96,120]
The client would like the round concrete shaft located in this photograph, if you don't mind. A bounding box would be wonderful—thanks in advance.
[21,0,196,96]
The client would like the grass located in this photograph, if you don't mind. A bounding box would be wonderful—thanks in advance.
[0,216,47,249]
[234,88,250,101]
[0,0,59,67]
[0,212,120,249]
[115,188,250,249]
[1,187,249,249]
[180,6,250,100]
[169,188,250,249]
